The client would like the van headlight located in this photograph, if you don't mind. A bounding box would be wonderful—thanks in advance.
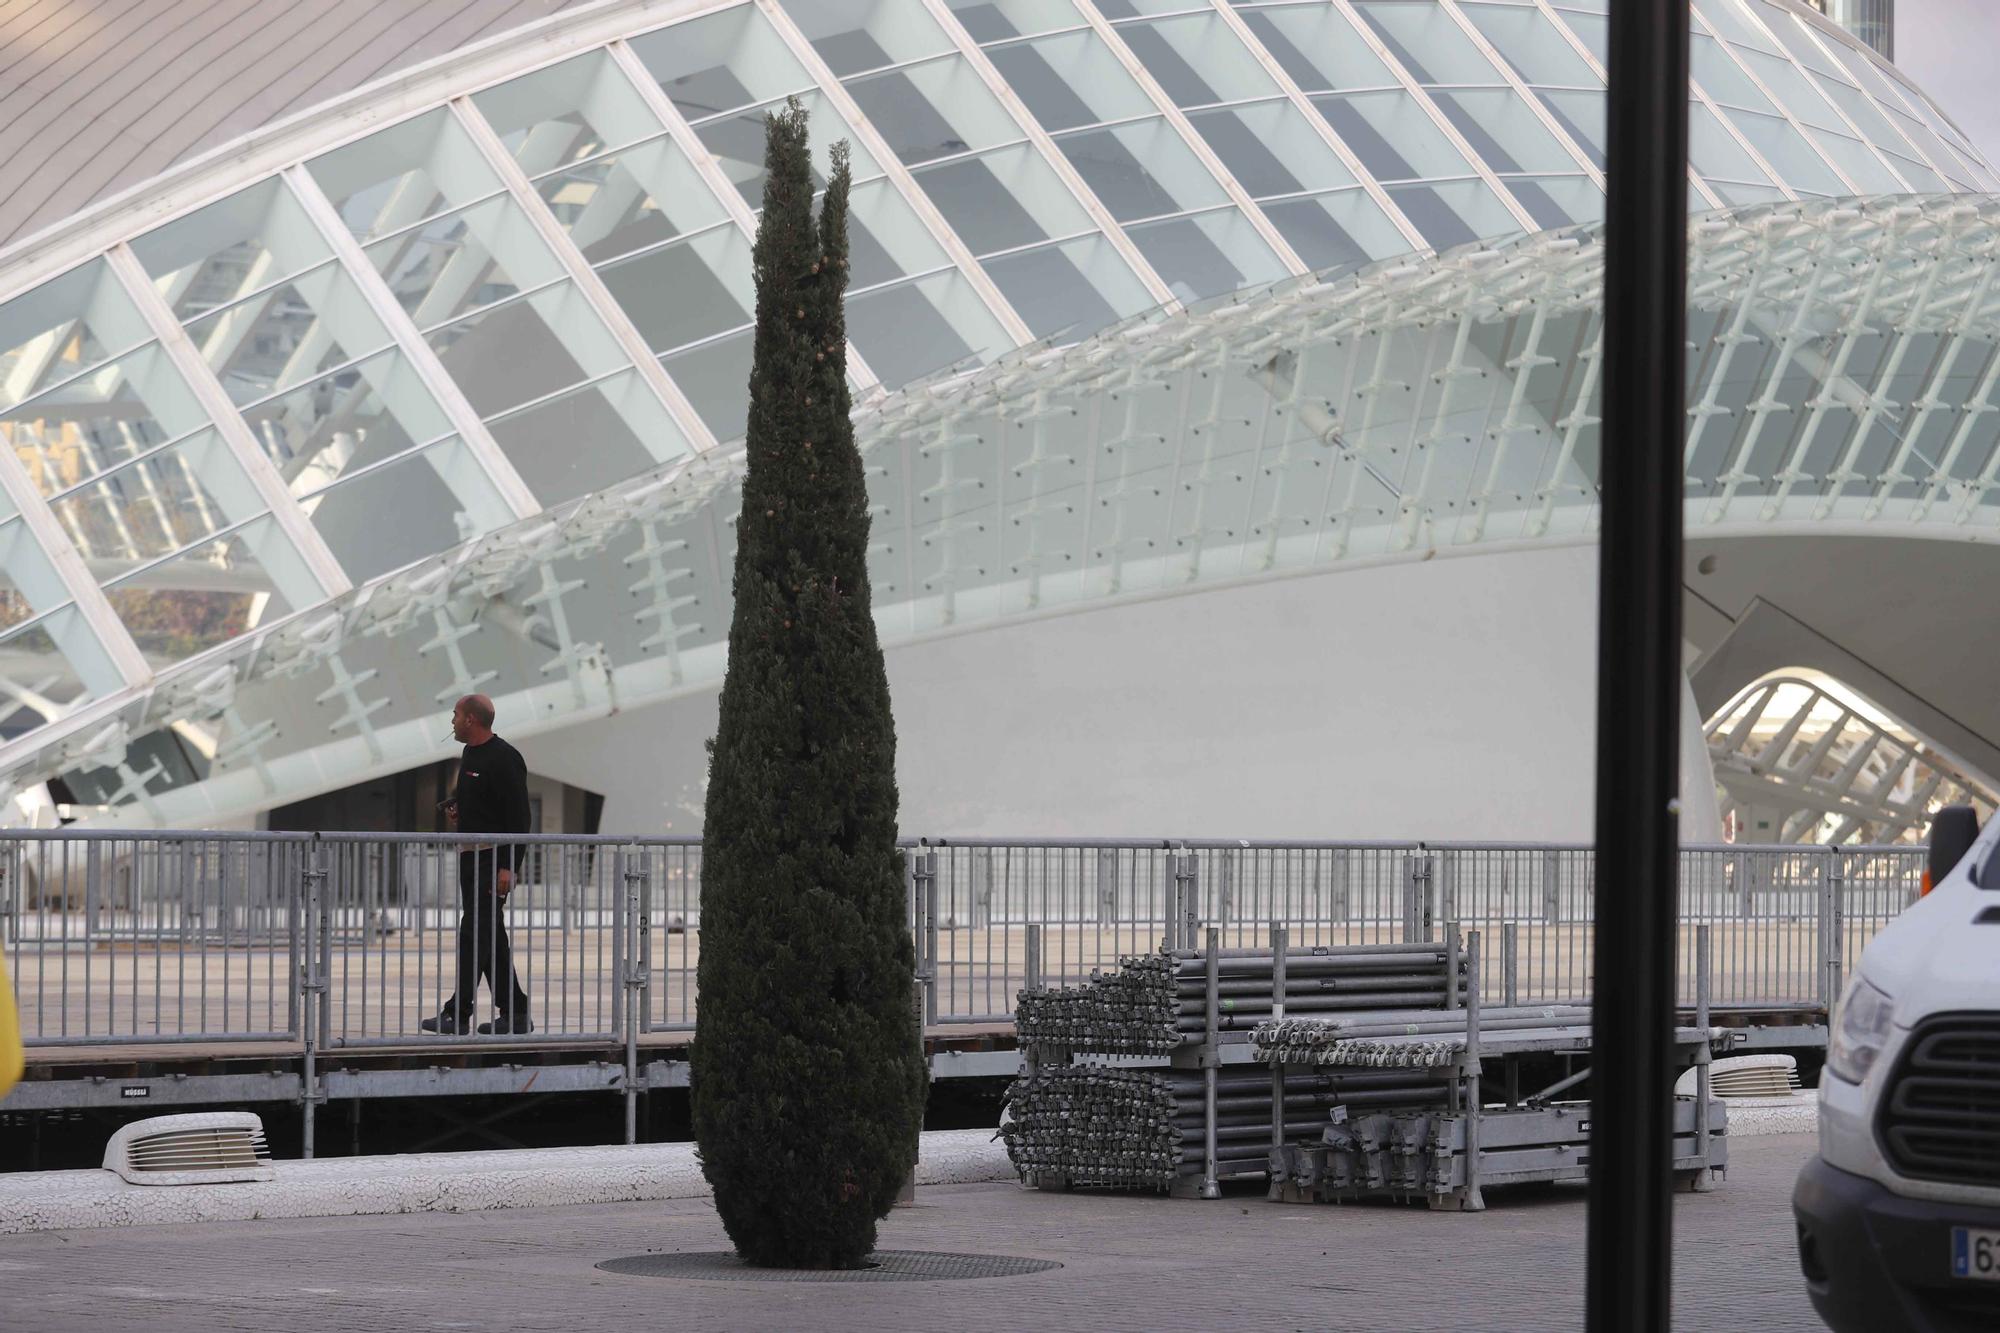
[1825,975,1896,1085]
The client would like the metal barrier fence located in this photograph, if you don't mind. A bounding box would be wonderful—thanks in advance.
[3,831,1925,1049]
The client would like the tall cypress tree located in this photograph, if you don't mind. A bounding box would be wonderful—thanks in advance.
[691,98,926,1269]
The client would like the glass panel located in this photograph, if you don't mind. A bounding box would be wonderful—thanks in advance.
[910,142,1094,254]
[1690,32,1776,113]
[0,260,153,410]
[426,283,628,418]
[1733,47,1846,134]
[306,108,505,243]
[847,178,953,288]
[663,328,755,443]
[844,56,1023,166]
[1350,1,1503,85]
[473,49,664,172]
[847,269,1012,386]
[1689,101,1776,188]
[597,226,753,354]
[1430,89,1580,174]
[484,369,691,505]
[1556,9,1605,65]
[1761,7,1853,83]
[1115,13,1277,108]
[1880,150,1947,193]
[1,343,209,496]
[364,194,567,329]
[0,605,119,732]
[50,429,261,566]
[1053,119,1230,221]
[697,89,881,208]
[0,515,73,620]
[1807,129,1900,193]
[1313,92,1479,182]
[533,135,728,264]
[1708,180,1789,206]
[1813,73,1920,163]
[1385,178,1519,248]
[943,0,1083,44]
[1460,4,1601,86]
[300,437,513,583]
[1235,6,1396,92]
[1260,189,1411,271]
[1188,101,1358,198]
[1499,175,1601,228]
[132,179,333,321]
[1537,89,1606,169]
[238,349,456,493]
[1693,0,1778,55]
[183,262,393,406]
[104,517,308,658]
[986,29,1157,132]
[778,0,953,76]
[1726,109,1846,195]
[630,5,813,122]
[981,233,1154,338]
[1126,207,1287,303]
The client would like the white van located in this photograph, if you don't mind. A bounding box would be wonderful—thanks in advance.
[1793,806,2000,1330]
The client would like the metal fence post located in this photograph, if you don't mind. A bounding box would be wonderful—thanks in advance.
[1822,847,1844,1012]
[300,851,327,1160]
[916,848,939,1025]
[1503,921,1519,1007]
[1024,922,1042,995]
[1402,849,1436,942]
[622,856,648,1146]
[1201,926,1221,1200]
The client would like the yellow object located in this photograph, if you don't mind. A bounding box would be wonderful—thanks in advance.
[0,948,21,1099]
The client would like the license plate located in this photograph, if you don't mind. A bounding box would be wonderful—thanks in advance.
[1951,1227,2000,1281]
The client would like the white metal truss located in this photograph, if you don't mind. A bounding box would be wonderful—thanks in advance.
[445,97,721,454]
[601,37,887,395]
[753,0,1037,350]
[102,243,355,599]
[1199,0,1431,254]
[278,166,544,520]
[1706,672,2000,844]
[1071,0,1308,276]
[1320,0,1540,234]
[921,0,1182,306]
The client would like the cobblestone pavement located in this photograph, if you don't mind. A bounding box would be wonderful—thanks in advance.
[0,1134,1824,1333]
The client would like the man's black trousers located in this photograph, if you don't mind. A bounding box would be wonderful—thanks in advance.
[452,848,529,1022]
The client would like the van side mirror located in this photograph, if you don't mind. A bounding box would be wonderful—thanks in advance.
[1925,805,1981,895]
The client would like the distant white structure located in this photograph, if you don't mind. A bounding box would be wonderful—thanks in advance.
[0,0,1993,843]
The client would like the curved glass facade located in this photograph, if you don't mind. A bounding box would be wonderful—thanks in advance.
[0,0,1990,822]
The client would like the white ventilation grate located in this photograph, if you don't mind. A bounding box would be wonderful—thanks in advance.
[103,1112,276,1186]
[1675,1053,1804,1101]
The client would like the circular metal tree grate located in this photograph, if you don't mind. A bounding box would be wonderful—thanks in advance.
[597,1250,1062,1283]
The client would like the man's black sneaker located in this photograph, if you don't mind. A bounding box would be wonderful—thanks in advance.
[419,1011,470,1035]
[477,1015,535,1035]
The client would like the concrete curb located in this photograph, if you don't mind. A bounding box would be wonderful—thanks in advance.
[0,1128,1014,1235]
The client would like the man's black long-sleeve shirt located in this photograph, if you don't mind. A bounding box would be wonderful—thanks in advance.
[455,735,532,870]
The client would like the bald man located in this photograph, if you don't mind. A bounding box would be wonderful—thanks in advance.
[422,694,534,1036]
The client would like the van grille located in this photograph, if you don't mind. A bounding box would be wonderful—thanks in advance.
[1878,1016,2000,1186]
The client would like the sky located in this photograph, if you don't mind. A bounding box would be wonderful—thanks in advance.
[1897,0,2000,163]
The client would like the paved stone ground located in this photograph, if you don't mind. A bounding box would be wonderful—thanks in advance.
[0,1134,1825,1332]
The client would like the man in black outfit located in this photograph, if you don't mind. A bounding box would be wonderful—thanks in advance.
[421,694,534,1036]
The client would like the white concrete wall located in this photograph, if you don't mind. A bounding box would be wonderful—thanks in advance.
[520,545,1721,842]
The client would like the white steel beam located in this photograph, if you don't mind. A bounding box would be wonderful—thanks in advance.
[753,0,1037,350]
[1071,1,1308,276]
[1201,0,1430,254]
[448,97,722,455]
[921,0,1179,306]
[103,243,355,600]
[1321,0,1540,235]
[604,37,886,395]
[0,449,151,687]
[279,166,543,521]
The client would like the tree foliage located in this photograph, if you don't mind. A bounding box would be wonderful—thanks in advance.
[691,98,926,1270]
